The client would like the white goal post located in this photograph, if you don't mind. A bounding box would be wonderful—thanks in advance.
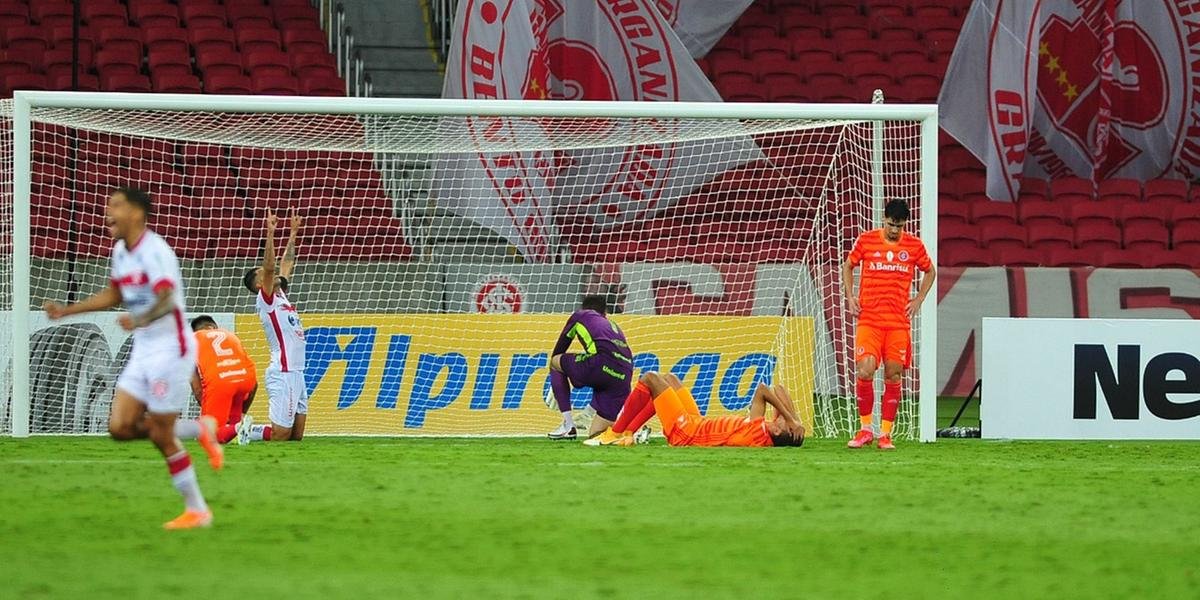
[3,92,937,441]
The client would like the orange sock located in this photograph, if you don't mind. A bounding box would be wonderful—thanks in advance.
[612,382,651,434]
[676,386,701,416]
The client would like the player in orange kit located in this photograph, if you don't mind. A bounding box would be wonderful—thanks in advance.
[841,199,936,450]
[190,315,259,445]
[586,371,805,447]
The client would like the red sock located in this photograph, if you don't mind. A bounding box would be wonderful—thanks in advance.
[855,379,874,423]
[262,425,272,441]
[612,382,651,433]
[881,382,901,423]
[216,424,237,444]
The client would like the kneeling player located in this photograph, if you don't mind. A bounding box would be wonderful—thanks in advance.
[191,315,259,445]
[587,372,805,447]
[547,295,634,440]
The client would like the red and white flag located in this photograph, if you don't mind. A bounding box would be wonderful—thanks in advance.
[653,0,756,57]
[940,0,1198,201]
[437,0,757,261]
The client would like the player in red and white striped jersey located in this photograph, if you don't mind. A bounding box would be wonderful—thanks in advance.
[241,211,307,442]
[44,187,223,530]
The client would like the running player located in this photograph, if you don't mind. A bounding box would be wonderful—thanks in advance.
[547,295,633,441]
[241,210,307,442]
[190,315,258,445]
[586,372,804,447]
[43,187,222,529]
[841,199,935,450]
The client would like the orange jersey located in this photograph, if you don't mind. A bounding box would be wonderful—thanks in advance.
[675,415,774,447]
[847,229,932,330]
[194,328,256,391]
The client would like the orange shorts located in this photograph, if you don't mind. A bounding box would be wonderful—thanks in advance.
[201,378,257,425]
[653,388,703,446]
[854,325,912,367]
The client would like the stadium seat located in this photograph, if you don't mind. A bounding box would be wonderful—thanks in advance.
[969,201,1017,227]
[823,1,863,17]
[183,4,226,28]
[1098,249,1154,269]
[152,72,201,93]
[1149,251,1197,269]
[244,49,291,77]
[274,4,322,30]
[756,58,803,87]
[228,4,272,28]
[291,52,338,79]
[746,37,791,61]
[1026,222,1075,251]
[283,28,326,55]
[940,221,979,246]
[1119,202,1169,227]
[0,2,27,27]
[1173,221,1200,252]
[979,222,1026,251]
[132,3,180,28]
[850,60,893,88]
[102,73,151,93]
[50,26,96,57]
[1143,178,1188,205]
[1069,199,1118,226]
[1045,247,1095,267]
[48,73,100,91]
[781,13,826,39]
[840,43,884,64]
[864,0,908,17]
[2,72,47,96]
[885,40,930,63]
[1074,221,1122,251]
[98,27,144,56]
[1018,200,1066,226]
[190,28,238,55]
[943,245,991,267]
[1097,178,1142,203]
[1017,178,1050,202]
[1050,176,1093,202]
[95,48,142,77]
[300,75,344,96]
[236,28,282,53]
[767,80,809,102]
[1169,203,1200,228]
[940,200,970,224]
[711,56,756,84]
[32,3,72,27]
[897,61,941,87]
[82,3,128,28]
[252,74,299,95]
[2,26,49,54]
[204,73,252,94]
[42,49,88,80]
[793,40,839,63]
[196,48,243,77]
[991,246,1044,267]
[145,26,190,54]
[148,49,193,78]
[1123,222,1169,251]
[719,80,768,102]
[806,62,849,87]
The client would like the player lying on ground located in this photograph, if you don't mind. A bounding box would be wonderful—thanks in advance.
[586,372,805,447]
[840,199,935,450]
[44,187,223,529]
[547,295,634,440]
[241,210,307,442]
[191,315,259,445]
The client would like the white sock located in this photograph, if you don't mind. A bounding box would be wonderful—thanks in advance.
[561,412,575,429]
[174,420,201,440]
[250,425,269,441]
[166,450,208,512]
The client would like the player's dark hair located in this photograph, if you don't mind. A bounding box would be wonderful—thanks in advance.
[190,315,218,331]
[581,294,607,314]
[770,429,805,448]
[242,268,258,294]
[884,199,910,222]
[114,186,152,217]
[278,276,289,293]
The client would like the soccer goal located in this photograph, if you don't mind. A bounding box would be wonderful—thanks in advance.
[0,92,937,441]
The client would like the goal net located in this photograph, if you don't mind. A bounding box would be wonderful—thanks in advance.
[0,93,936,440]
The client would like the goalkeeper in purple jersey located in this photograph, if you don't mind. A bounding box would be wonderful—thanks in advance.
[547,295,634,441]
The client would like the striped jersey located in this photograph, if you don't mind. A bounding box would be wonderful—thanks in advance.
[847,228,932,330]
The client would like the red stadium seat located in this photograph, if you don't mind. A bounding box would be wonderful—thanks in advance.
[864,0,908,17]
[756,58,803,87]
[1017,201,1066,227]
[970,200,1017,227]
[1097,178,1142,203]
[148,49,194,78]
[1149,251,1197,269]
[943,245,991,267]
[806,61,849,87]
[291,52,338,78]
[196,48,243,77]
[1119,202,1169,227]
[132,3,180,28]
[1027,222,1075,251]
[1098,249,1154,269]
[912,0,956,17]
[0,2,27,27]
[283,28,326,55]
[940,200,970,224]
[897,61,941,87]
[793,39,838,63]
[885,40,930,63]
[1123,222,1169,251]
[153,72,201,93]
[823,1,863,16]
[746,37,791,61]
[227,4,272,28]
[767,80,809,102]
[2,72,47,96]
[252,74,299,95]
[1171,221,1200,252]
[1171,203,1200,228]
[719,80,768,102]
[145,27,190,54]
[95,48,142,77]
[840,43,884,64]
[781,13,826,39]
[189,28,237,54]
[850,60,893,88]
[1050,177,1094,202]
[182,4,226,28]
[48,73,100,91]
[204,73,252,94]
[102,73,151,93]
[991,246,1044,267]
[1074,221,1121,251]
[82,3,128,27]
[300,75,344,96]
[1143,178,1188,205]
[940,221,979,246]
[236,28,282,53]
[979,222,1026,251]
[2,26,49,54]
[274,4,322,30]
[98,27,144,56]
[244,49,291,76]
[1069,200,1118,227]
[872,16,919,41]
[1017,178,1050,202]
[1045,248,1095,267]
[32,3,72,27]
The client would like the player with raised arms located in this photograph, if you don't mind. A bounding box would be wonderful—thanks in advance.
[241,210,307,442]
[44,187,223,529]
[841,199,935,450]
[547,295,634,440]
[586,372,805,447]
[190,315,258,445]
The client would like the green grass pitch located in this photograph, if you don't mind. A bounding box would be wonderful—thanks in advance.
[1,436,1197,599]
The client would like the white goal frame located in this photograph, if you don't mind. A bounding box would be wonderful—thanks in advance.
[7,91,938,441]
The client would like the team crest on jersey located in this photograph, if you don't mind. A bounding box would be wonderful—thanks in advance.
[899,250,910,261]
[151,379,169,399]
[886,251,895,262]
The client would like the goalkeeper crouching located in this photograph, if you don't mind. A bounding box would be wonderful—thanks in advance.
[586,372,805,448]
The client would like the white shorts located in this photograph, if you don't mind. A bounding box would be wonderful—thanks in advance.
[116,350,196,414]
[266,368,308,428]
